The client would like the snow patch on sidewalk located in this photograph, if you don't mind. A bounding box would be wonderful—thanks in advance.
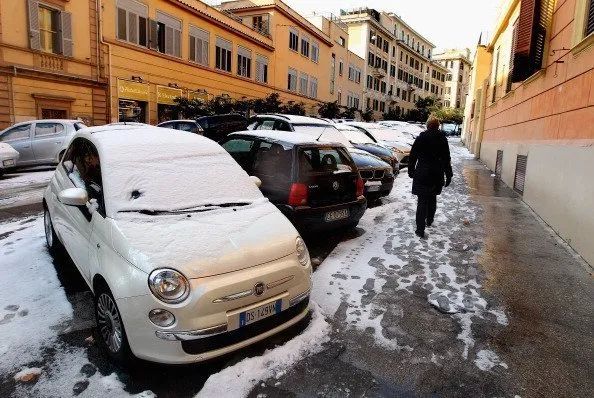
[197,304,330,398]
[474,349,509,371]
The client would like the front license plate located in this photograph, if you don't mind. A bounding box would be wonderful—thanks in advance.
[239,299,282,327]
[2,159,14,166]
[324,209,349,222]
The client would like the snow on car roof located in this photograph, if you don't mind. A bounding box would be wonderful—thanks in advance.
[230,130,343,147]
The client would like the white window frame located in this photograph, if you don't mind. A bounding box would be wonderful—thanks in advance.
[299,72,309,96]
[289,27,299,52]
[189,25,209,66]
[301,34,310,58]
[237,46,252,78]
[310,76,318,98]
[311,41,319,63]
[215,36,233,72]
[255,54,268,84]
[288,67,297,91]
[156,10,182,57]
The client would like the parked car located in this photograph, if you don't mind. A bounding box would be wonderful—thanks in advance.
[159,114,248,142]
[0,142,19,177]
[43,125,312,364]
[245,114,394,199]
[156,119,204,134]
[333,123,399,171]
[0,120,86,167]
[442,122,461,136]
[344,122,412,169]
[220,130,367,232]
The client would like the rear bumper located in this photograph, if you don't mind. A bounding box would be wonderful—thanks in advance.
[278,197,367,232]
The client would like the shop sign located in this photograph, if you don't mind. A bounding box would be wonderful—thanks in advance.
[189,90,209,102]
[157,86,183,105]
[118,79,150,102]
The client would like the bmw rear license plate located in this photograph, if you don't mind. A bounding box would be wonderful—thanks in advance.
[324,208,349,222]
[2,159,14,167]
[365,181,381,192]
[239,299,282,327]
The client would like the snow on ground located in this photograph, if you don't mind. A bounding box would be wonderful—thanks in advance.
[0,215,154,397]
[312,142,508,364]
[0,216,72,373]
[0,169,54,190]
[197,304,330,397]
[474,349,509,371]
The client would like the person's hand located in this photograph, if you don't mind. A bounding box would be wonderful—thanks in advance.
[445,176,452,187]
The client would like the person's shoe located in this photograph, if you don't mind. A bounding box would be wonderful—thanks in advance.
[415,230,426,239]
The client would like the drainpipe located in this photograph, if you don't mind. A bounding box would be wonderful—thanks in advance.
[97,0,112,123]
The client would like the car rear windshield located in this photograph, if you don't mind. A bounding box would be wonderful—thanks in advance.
[298,146,354,179]
[292,124,352,148]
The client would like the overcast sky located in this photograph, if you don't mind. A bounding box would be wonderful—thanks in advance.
[283,0,501,51]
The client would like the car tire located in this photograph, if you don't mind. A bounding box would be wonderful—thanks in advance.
[44,208,64,256]
[94,282,134,363]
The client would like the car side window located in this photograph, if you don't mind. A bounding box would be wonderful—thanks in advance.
[221,138,256,174]
[246,120,258,130]
[0,124,31,142]
[256,120,275,130]
[177,122,199,133]
[275,121,292,131]
[34,122,65,137]
[253,141,292,183]
[62,138,105,216]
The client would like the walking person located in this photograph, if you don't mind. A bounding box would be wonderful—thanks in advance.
[408,117,453,238]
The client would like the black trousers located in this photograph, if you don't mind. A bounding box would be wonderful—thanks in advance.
[416,194,437,232]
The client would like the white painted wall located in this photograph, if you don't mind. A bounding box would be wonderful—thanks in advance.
[480,141,594,266]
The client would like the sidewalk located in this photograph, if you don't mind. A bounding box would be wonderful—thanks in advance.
[233,141,594,397]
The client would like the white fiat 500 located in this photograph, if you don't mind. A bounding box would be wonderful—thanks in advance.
[43,125,312,364]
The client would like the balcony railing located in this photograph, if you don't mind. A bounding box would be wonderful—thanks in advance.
[371,67,386,78]
[37,53,65,71]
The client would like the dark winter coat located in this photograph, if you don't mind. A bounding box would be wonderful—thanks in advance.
[408,128,453,196]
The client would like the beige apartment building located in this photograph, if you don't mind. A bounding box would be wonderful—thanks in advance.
[433,48,472,109]
[464,0,594,265]
[338,8,446,120]
[306,14,364,112]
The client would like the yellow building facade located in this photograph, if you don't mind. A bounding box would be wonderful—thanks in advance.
[0,0,107,129]
[466,0,594,265]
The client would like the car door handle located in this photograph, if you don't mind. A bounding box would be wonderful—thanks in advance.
[55,141,62,144]
[96,243,100,249]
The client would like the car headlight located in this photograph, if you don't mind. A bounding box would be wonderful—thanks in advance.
[148,269,190,304]
[296,237,310,266]
[386,168,393,177]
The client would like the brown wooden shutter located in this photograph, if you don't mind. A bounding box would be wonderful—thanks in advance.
[507,20,518,92]
[512,0,554,82]
[513,155,528,194]
[587,0,594,36]
[61,11,73,57]
[148,19,159,50]
[27,0,41,51]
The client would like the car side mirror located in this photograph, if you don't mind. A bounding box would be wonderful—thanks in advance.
[250,176,262,187]
[58,188,88,206]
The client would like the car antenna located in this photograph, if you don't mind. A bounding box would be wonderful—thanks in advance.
[316,127,327,142]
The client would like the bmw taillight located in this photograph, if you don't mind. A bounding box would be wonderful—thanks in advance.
[288,183,308,206]
[356,177,364,197]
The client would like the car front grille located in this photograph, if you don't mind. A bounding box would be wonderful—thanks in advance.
[360,169,385,181]
[181,298,309,355]
[360,170,374,180]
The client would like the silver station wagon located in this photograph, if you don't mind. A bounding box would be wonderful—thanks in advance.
[0,119,86,167]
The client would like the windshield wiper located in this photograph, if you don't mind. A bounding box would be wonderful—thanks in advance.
[121,203,251,216]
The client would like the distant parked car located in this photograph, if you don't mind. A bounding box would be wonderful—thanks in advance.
[0,120,86,167]
[344,122,412,169]
[159,114,248,142]
[334,123,399,171]
[43,125,312,364]
[245,114,395,199]
[221,130,367,232]
[0,142,19,177]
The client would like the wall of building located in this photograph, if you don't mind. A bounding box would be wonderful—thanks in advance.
[479,0,594,265]
[0,0,107,127]
[462,45,491,153]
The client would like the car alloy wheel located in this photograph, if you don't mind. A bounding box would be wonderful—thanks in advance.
[96,293,123,354]
[44,209,53,248]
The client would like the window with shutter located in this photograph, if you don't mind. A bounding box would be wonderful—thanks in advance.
[215,37,232,72]
[61,11,73,57]
[587,0,594,36]
[255,54,268,83]
[512,0,554,82]
[237,46,252,78]
[189,26,209,66]
[310,77,318,98]
[156,11,182,57]
[507,20,518,93]
[28,0,41,51]
[116,0,148,47]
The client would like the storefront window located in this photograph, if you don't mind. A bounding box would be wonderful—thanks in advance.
[118,99,147,123]
[157,104,177,123]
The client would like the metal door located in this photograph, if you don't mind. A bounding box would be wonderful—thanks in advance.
[513,155,528,195]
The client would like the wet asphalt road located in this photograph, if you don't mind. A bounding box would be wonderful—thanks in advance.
[1,142,593,397]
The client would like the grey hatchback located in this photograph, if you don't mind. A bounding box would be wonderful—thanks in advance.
[0,120,86,167]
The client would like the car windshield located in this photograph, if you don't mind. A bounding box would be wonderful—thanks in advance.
[339,129,376,144]
[359,125,407,142]
[292,124,353,148]
[98,135,264,216]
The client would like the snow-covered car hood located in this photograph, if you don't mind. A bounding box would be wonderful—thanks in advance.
[0,143,19,162]
[380,141,411,153]
[110,200,299,278]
